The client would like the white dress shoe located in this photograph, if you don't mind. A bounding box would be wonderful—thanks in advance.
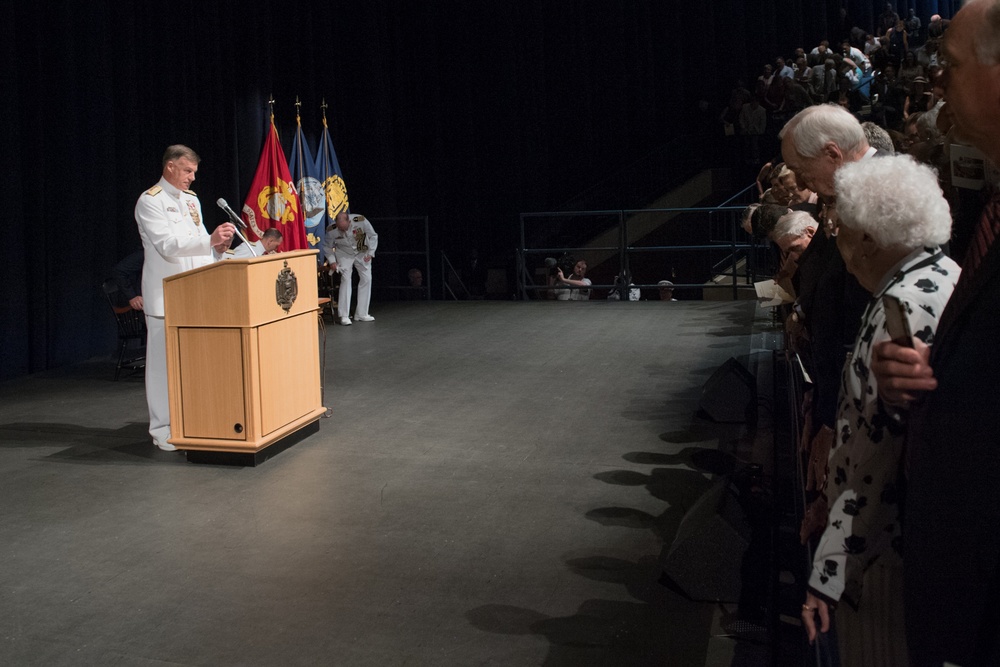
[339,317,352,326]
[154,440,177,452]
[354,315,375,322]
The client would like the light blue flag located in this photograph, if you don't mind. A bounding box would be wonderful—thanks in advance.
[290,115,325,252]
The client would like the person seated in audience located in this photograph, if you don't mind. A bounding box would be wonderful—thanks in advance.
[738,95,767,163]
[794,56,812,87]
[657,280,676,301]
[822,58,841,101]
[905,8,922,45]
[111,250,144,311]
[801,154,959,666]
[897,51,925,91]
[841,40,871,72]
[554,259,591,301]
[781,77,814,115]
[808,40,831,67]
[776,56,795,79]
[755,63,775,99]
[902,75,932,120]
[926,13,949,41]
[864,33,882,57]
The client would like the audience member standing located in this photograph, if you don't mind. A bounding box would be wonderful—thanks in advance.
[801,155,958,665]
[871,2,1000,664]
[738,96,766,164]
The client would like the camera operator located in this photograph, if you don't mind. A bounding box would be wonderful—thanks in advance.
[554,259,592,301]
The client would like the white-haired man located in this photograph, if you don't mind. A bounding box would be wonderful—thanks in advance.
[778,107,872,550]
[871,2,1000,664]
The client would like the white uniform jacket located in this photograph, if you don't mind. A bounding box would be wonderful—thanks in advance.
[134,177,215,317]
[323,214,378,266]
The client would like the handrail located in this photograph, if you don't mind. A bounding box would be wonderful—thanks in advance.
[518,202,762,301]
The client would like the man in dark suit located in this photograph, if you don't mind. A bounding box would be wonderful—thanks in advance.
[872,1,1000,664]
[779,105,882,646]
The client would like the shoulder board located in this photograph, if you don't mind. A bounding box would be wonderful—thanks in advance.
[224,250,235,255]
[352,215,366,222]
[145,185,162,196]
[183,189,197,196]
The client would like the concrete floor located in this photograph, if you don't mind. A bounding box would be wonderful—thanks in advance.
[0,300,766,666]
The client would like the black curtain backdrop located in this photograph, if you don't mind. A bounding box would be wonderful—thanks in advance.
[0,0,961,380]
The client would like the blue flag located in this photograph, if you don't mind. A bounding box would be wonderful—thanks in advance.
[315,115,349,235]
[290,115,325,252]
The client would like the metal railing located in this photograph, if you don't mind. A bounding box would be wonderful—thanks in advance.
[517,203,761,301]
[369,215,432,301]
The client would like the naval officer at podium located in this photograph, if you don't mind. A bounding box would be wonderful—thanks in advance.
[135,145,236,451]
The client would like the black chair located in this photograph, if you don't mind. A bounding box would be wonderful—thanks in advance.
[102,280,147,380]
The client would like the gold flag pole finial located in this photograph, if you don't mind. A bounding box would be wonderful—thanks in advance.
[295,96,302,124]
[268,96,276,123]
[321,98,328,127]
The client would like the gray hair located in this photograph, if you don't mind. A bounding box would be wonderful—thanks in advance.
[778,104,867,158]
[834,155,952,248]
[862,122,895,154]
[771,210,817,243]
[162,144,200,167]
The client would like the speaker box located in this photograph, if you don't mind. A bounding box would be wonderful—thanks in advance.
[699,357,756,423]
[661,475,751,602]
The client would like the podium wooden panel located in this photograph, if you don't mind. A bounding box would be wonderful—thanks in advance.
[163,250,325,459]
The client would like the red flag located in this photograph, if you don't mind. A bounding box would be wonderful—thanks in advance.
[241,117,308,251]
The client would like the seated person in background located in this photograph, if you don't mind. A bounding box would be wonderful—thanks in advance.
[554,259,591,301]
[401,267,425,301]
[657,280,676,301]
[228,228,283,259]
[111,250,144,311]
[607,274,640,301]
[408,268,423,288]
[801,154,959,664]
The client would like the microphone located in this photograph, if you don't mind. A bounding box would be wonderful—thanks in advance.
[215,198,256,257]
[216,198,246,229]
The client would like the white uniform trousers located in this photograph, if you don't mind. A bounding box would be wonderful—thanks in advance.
[337,255,373,319]
[144,314,171,446]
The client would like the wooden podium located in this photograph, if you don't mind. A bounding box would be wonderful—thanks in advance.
[163,249,325,464]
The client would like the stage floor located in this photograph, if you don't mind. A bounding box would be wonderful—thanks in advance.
[0,299,777,666]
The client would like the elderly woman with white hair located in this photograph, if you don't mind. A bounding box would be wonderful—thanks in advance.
[800,154,960,664]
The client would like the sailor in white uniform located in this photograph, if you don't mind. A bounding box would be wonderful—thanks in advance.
[134,145,235,450]
[323,212,378,325]
[227,227,283,259]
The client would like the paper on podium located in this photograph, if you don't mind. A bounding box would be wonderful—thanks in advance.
[754,279,794,307]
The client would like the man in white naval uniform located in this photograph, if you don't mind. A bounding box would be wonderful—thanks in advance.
[323,211,378,325]
[135,145,235,451]
[228,227,283,259]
